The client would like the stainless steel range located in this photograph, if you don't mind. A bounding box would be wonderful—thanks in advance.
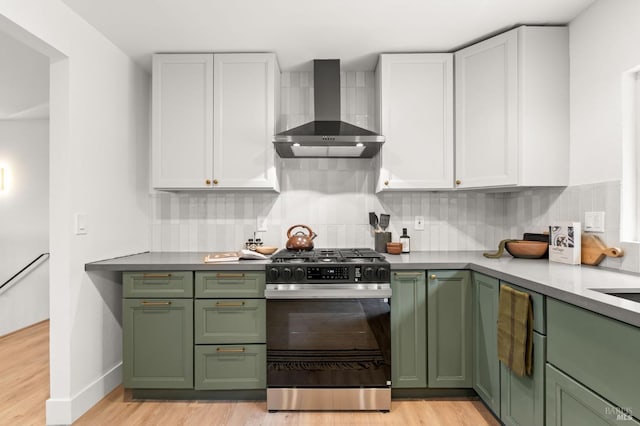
[265,248,391,412]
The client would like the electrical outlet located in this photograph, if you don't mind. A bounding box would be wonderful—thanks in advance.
[584,211,605,233]
[257,216,268,232]
[414,216,425,231]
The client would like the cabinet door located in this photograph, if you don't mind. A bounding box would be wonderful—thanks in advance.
[427,270,472,388]
[546,364,640,426]
[213,53,279,190]
[501,332,545,426]
[455,30,518,188]
[376,53,454,191]
[152,54,214,189]
[123,298,193,388]
[390,271,426,388]
[473,273,500,415]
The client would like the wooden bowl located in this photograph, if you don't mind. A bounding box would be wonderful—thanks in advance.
[505,240,548,259]
[386,242,402,255]
[255,246,278,255]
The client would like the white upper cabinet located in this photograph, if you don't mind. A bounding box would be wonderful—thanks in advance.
[375,53,454,192]
[152,54,214,189]
[152,53,280,191]
[454,26,569,189]
[213,53,280,191]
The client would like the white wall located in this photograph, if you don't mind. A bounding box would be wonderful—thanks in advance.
[569,0,640,185]
[0,119,49,336]
[0,1,150,424]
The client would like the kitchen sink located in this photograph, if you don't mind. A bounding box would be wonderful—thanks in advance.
[591,289,640,303]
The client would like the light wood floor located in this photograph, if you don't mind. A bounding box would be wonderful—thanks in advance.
[1,321,500,425]
[0,320,49,425]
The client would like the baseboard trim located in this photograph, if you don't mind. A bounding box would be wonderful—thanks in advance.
[46,362,122,425]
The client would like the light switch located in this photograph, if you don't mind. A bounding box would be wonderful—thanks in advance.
[257,216,268,232]
[584,211,605,233]
[414,216,425,231]
[75,213,88,235]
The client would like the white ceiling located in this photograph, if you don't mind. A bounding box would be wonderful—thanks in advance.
[60,0,595,72]
[0,32,49,120]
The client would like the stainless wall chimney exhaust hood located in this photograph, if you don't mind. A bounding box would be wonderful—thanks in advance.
[273,60,384,158]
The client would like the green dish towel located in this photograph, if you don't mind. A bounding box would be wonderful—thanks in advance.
[497,284,533,376]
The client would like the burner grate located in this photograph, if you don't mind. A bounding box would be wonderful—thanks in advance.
[271,248,386,264]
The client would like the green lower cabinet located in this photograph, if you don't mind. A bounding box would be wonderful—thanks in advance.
[195,299,266,344]
[546,363,640,426]
[195,344,266,390]
[427,270,472,388]
[500,331,545,426]
[547,298,640,414]
[472,272,500,415]
[123,298,194,389]
[391,271,427,388]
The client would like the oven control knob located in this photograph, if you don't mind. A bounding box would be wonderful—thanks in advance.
[293,267,305,281]
[363,267,374,281]
[268,267,280,281]
[376,267,390,282]
[281,267,292,281]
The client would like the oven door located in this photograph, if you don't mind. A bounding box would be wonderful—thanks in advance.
[266,287,391,388]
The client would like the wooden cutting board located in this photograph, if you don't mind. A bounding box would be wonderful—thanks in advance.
[581,234,624,265]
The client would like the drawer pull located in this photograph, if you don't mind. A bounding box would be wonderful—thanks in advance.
[430,274,437,280]
[141,301,172,306]
[394,272,423,277]
[216,273,245,279]
[216,347,245,353]
[142,273,172,279]
[215,301,245,307]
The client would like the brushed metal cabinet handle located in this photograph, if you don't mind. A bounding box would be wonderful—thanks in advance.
[141,301,172,306]
[215,301,245,307]
[216,273,245,279]
[216,347,245,353]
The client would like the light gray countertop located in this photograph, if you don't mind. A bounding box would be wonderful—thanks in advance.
[86,250,640,327]
[85,251,271,271]
[384,251,640,328]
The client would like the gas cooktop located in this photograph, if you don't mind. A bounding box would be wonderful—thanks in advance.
[270,248,386,264]
[267,248,389,284]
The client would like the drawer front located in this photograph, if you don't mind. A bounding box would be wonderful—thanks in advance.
[500,280,546,334]
[195,271,265,298]
[546,363,640,426]
[547,298,640,414]
[124,271,193,298]
[194,344,266,390]
[194,299,266,344]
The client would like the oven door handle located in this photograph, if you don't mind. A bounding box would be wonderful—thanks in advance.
[265,284,392,299]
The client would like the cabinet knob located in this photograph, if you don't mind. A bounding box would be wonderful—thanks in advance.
[430,274,437,280]
[205,179,212,185]
[213,179,219,185]
[384,180,389,186]
[455,179,461,185]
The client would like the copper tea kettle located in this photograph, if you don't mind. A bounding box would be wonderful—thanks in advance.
[286,224,317,251]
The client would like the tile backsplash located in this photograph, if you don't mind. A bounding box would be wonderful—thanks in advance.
[149,70,640,274]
